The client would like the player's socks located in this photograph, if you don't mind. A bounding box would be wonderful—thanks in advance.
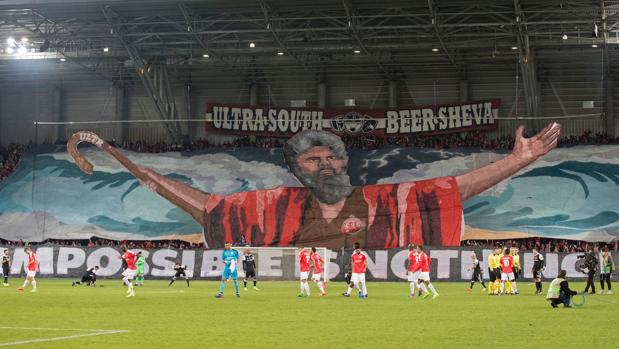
[304,282,311,296]
[186,279,190,287]
[361,282,367,296]
[31,280,37,291]
[218,280,226,294]
[244,281,247,288]
[427,283,437,296]
[346,286,353,295]
[419,282,428,294]
[233,279,240,295]
[481,282,487,289]
[499,282,505,295]
[469,282,474,289]
[168,278,175,287]
[21,280,29,288]
[317,281,325,294]
[409,282,416,295]
[512,282,518,294]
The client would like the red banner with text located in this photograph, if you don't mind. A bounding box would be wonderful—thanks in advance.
[205,99,500,138]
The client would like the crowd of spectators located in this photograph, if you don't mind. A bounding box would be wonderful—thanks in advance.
[462,238,619,253]
[115,130,619,153]
[0,143,27,182]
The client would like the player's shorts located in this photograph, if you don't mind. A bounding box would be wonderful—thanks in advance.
[174,271,186,278]
[344,272,352,285]
[471,270,482,282]
[122,268,137,279]
[137,266,145,275]
[300,271,310,280]
[501,272,515,281]
[2,265,9,277]
[407,271,420,282]
[81,274,95,283]
[245,269,256,278]
[533,269,542,280]
[351,272,366,284]
[26,270,36,278]
[488,268,496,282]
[222,267,238,280]
[311,272,322,281]
[418,272,430,281]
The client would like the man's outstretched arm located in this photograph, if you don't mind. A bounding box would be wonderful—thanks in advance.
[67,131,209,225]
[455,122,561,201]
[138,168,209,225]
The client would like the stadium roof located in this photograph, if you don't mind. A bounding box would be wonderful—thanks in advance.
[0,0,617,83]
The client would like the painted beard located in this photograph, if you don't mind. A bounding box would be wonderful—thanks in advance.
[296,167,353,204]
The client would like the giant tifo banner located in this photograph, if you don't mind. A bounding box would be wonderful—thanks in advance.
[205,100,500,137]
[1,246,616,281]
[0,144,617,245]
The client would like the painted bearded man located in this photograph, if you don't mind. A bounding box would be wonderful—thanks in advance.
[68,123,561,249]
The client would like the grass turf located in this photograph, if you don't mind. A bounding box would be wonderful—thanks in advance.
[0,279,617,348]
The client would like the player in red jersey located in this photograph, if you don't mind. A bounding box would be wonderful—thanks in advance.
[18,247,38,293]
[343,243,368,298]
[416,246,438,299]
[499,248,516,295]
[406,244,420,298]
[298,247,311,297]
[120,245,137,297]
[310,247,326,296]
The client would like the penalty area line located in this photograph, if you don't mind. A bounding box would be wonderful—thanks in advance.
[0,328,129,347]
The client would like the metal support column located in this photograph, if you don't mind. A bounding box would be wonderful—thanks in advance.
[606,78,615,136]
[388,80,398,108]
[114,85,127,142]
[317,82,327,108]
[52,86,64,143]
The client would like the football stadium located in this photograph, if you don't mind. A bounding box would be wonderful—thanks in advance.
[0,0,618,348]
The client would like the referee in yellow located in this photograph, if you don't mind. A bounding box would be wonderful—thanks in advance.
[488,247,502,295]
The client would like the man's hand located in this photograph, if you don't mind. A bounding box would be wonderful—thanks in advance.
[511,123,561,165]
[456,122,561,201]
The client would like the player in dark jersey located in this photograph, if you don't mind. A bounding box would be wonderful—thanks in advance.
[72,266,100,287]
[2,249,10,286]
[242,249,259,291]
[532,248,546,294]
[168,263,190,287]
[467,252,486,292]
[341,264,354,296]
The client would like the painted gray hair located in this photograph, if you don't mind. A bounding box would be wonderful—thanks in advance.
[283,130,348,170]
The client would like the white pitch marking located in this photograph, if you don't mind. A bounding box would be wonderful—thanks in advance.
[0,327,129,347]
[0,327,122,332]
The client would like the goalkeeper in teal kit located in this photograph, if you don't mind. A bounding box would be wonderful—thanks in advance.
[215,242,241,298]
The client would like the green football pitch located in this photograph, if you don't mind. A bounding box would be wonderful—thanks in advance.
[0,279,617,348]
